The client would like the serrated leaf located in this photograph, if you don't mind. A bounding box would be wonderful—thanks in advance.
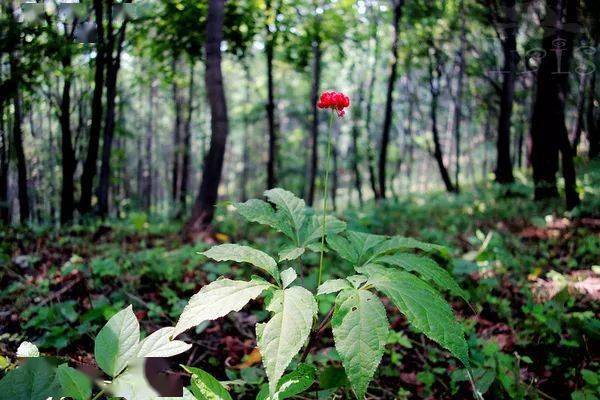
[371,236,450,260]
[360,265,469,366]
[264,189,306,236]
[347,275,368,288]
[278,246,305,262]
[57,363,92,400]
[257,286,317,394]
[174,279,272,337]
[347,231,387,263]
[137,327,192,358]
[256,364,316,400]
[183,365,233,400]
[299,215,347,245]
[317,279,352,295]
[375,253,468,300]
[202,244,279,281]
[0,357,62,400]
[235,199,294,240]
[332,289,389,399]
[94,305,140,377]
[281,268,297,288]
[327,235,359,264]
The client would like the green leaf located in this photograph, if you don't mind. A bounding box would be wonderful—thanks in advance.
[183,365,233,400]
[372,236,450,259]
[174,278,272,337]
[235,199,294,240]
[360,265,469,366]
[264,188,306,236]
[137,327,192,358]
[103,359,159,400]
[278,246,305,262]
[346,275,368,288]
[0,357,62,400]
[347,231,387,264]
[94,305,140,377]
[375,253,468,300]
[256,364,316,400]
[299,215,347,246]
[57,363,92,400]
[327,235,359,264]
[281,268,297,288]
[317,279,352,295]
[257,286,317,394]
[332,289,389,399]
[202,244,279,281]
[16,341,39,358]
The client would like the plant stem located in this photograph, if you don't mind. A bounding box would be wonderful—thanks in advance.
[317,111,336,288]
[300,307,334,362]
[91,389,105,400]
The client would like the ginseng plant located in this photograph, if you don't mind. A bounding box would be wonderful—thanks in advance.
[172,91,475,399]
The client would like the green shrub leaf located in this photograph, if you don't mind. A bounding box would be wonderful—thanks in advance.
[57,363,92,400]
[332,289,389,399]
[183,365,233,400]
[137,327,192,358]
[256,364,316,400]
[0,357,62,400]
[360,265,469,366]
[317,279,352,295]
[264,188,306,236]
[202,244,279,281]
[257,286,317,394]
[94,305,140,377]
[173,278,272,337]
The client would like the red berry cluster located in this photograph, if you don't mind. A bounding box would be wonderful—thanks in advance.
[317,91,350,117]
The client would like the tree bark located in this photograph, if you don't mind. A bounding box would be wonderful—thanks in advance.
[179,60,195,214]
[59,48,76,224]
[143,80,156,210]
[452,3,466,192]
[364,16,381,199]
[80,0,106,215]
[0,99,9,224]
[350,80,365,206]
[571,71,587,151]
[185,0,229,237]
[378,0,403,199]
[530,0,579,208]
[587,70,599,158]
[97,7,127,217]
[171,56,183,204]
[307,37,321,207]
[428,45,456,193]
[265,0,278,189]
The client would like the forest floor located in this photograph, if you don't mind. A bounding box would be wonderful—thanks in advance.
[1,160,599,399]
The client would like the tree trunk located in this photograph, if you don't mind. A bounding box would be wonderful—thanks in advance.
[80,0,106,215]
[364,18,381,199]
[241,64,252,202]
[571,71,587,151]
[143,80,155,210]
[307,38,321,207]
[9,52,29,223]
[587,70,599,158]
[530,0,579,208]
[378,0,403,200]
[59,52,76,224]
[179,60,195,214]
[428,45,456,193]
[350,80,365,206]
[265,0,278,189]
[185,0,229,237]
[172,56,183,204]
[97,9,127,217]
[0,99,9,224]
[452,4,466,192]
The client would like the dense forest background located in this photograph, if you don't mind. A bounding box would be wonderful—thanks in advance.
[1,0,598,230]
[1,0,600,399]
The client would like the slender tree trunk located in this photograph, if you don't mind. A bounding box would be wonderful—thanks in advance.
[453,6,466,192]
[364,19,381,199]
[185,0,229,236]
[0,99,9,224]
[428,45,456,193]
[59,52,76,224]
[265,0,278,189]
[587,70,599,158]
[80,0,106,215]
[143,80,155,210]
[307,37,321,207]
[571,71,587,151]
[172,56,183,204]
[9,53,29,223]
[351,81,365,206]
[494,0,517,184]
[530,0,579,209]
[241,64,251,202]
[97,10,127,217]
[179,60,195,214]
[378,0,403,199]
